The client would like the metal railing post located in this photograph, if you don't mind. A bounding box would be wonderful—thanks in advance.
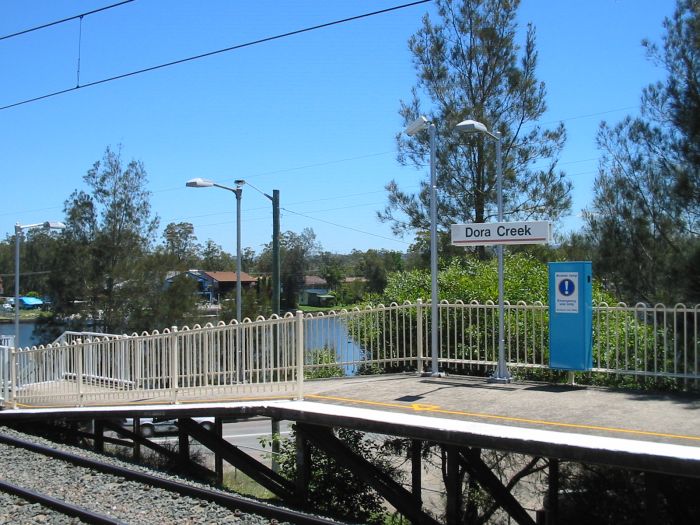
[76,340,84,407]
[10,349,17,409]
[135,340,143,390]
[296,311,304,400]
[1,346,8,408]
[416,299,424,372]
[170,326,179,403]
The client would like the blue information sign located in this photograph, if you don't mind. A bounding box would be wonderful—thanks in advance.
[558,279,575,296]
[548,262,592,370]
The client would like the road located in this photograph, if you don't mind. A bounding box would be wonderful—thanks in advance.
[143,417,293,466]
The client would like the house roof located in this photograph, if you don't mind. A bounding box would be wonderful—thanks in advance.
[201,271,257,284]
[343,276,368,283]
[304,275,327,287]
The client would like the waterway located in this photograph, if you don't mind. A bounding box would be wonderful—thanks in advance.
[0,317,362,374]
[0,321,39,348]
[304,315,362,375]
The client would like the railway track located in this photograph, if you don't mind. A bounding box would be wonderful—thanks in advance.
[0,428,344,525]
[0,478,126,524]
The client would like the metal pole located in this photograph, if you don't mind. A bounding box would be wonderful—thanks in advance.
[14,224,21,350]
[235,187,242,322]
[428,124,440,377]
[272,190,281,316]
[492,132,511,383]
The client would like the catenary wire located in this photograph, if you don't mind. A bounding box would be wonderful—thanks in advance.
[0,0,432,111]
[0,0,136,41]
[281,207,410,245]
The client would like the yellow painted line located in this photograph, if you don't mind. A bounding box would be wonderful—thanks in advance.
[307,394,700,444]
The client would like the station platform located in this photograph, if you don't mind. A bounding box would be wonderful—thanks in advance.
[2,374,699,478]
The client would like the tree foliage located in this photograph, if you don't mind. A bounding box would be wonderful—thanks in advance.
[32,147,207,338]
[163,222,200,269]
[198,239,236,272]
[557,463,700,524]
[258,228,320,309]
[586,0,700,305]
[358,249,404,294]
[56,146,159,333]
[275,427,398,524]
[380,0,571,255]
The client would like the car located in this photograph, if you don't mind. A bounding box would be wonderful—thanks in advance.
[119,416,215,437]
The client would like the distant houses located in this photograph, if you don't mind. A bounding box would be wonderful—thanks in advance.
[301,275,332,307]
[166,270,257,303]
[166,270,367,308]
[301,275,368,307]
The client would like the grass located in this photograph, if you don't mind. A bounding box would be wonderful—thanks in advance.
[223,469,277,500]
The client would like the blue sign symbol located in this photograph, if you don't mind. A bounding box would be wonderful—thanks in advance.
[559,278,575,296]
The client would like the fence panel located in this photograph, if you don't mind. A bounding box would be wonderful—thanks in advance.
[3,301,698,408]
[6,314,302,408]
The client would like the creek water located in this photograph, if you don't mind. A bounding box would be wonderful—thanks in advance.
[0,321,38,348]
[303,315,362,375]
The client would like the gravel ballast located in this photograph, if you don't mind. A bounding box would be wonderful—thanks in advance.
[0,427,285,524]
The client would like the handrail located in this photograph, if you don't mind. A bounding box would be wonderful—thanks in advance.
[3,300,697,408]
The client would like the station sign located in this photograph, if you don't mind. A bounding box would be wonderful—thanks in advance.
[450,221,552,246]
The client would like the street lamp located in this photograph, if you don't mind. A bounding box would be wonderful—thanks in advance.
[235,180,281,316]
[14,221,65,349]
[455,119,511,383]
[405,116,441,377]
[186,177,243,321]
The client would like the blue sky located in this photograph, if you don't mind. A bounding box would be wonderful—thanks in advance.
[0,0,674,256]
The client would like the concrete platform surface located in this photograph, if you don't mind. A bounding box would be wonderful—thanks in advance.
[301,374,700,447]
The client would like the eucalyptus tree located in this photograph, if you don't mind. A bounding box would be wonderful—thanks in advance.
[57,146,160,333]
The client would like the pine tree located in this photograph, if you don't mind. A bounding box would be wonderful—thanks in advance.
[587,0,700,304]
[380,0,571,256]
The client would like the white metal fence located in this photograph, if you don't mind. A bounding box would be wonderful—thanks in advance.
[1,312,304,408]
[1,301,698,408]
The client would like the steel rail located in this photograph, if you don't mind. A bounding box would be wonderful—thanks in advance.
[0,478,126,525]
[0,432,345,525]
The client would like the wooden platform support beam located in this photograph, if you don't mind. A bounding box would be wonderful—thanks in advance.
[411,439,422,505]
[546,458,559,525]
[459,447,536,525]
[133,418,141,463]
[295,425,311,505]
[299,423,441,525]
[93,419,104,453]
[445,445,462,525]
[177,417,296,502]
[178,423,190,467]
[214,417,223,486]
[645,472,659,525]
[102,420,214,480]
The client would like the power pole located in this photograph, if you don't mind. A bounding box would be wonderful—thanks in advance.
[272,189,281,316]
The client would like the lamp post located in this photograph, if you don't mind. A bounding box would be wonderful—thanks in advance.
[405,116,441,377]
[455,119,510,383]
[14,221,65,349]
[235,180,280,316]
[186,178,243,321]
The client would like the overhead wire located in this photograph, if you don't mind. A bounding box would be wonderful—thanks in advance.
[0,0,136,41]
[281,207,410,245]
[0,0,432,111]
